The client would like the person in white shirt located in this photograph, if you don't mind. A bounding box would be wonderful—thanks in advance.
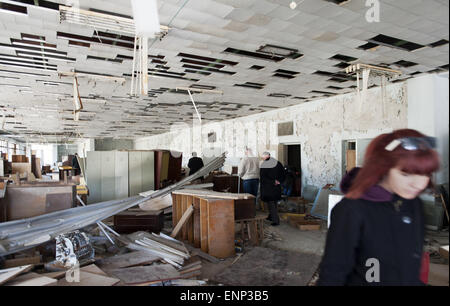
[238,147,260,202]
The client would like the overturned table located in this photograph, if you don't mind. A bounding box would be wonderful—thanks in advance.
[171,189,255,259]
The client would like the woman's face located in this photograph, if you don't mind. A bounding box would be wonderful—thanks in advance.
[382,167,430,199]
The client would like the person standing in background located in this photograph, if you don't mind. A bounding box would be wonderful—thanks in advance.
[260,152,286,226]
[239,147,260,203]
[188,152,204,176]
[72,153,81,176]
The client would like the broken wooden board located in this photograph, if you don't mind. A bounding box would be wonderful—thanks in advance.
[138,194,173,211]
[109,264,180,285]
[57,271,120,286]
[80,264,109,277]
[0,265,34,285]
[3,256,42,269]
[4,272,56,286]
[295,220,321,231]
[172,189,254,200]
[96,251,160,270]
[171,204,194,238]
[184,244,220,264]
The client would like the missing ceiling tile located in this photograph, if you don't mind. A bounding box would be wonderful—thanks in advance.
[429,39,449,48]
[250,65,264,70]
[223,47,284,62]
[358,42,380,51]
[329,54,358,62]
[268,93,291,98]
[368,34,425,52]
[392,60,418,68]
[323,0,352,5]
[178,52,238,66]
[234,82,265,89]
[0,1,27,15]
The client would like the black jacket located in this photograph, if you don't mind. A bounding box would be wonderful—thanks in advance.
[188,157,204,175]
[260,158,286,202]
[318,187,426,286]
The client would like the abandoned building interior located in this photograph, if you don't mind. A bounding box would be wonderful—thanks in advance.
[0,0,448,287]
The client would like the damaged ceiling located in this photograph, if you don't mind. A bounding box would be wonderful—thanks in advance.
[0,0,448,142]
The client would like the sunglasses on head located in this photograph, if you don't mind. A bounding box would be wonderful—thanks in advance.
[385,137,436,151]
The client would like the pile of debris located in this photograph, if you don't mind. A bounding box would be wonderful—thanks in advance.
[0,230,208,286]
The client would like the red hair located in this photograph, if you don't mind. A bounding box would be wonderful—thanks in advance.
[346,129,440,199]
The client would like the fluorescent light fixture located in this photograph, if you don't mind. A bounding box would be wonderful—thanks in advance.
[131,0,160,38]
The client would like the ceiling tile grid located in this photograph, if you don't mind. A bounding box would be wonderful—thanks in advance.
[0,0,448,142]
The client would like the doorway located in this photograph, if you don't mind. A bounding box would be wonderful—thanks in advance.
[281,144,302,196]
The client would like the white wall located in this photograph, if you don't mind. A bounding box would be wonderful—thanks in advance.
[30,144,58,166]
[407,72,449,184]
[136,81,409,190]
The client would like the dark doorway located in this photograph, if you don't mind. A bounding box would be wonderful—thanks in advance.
[285,144,301,196]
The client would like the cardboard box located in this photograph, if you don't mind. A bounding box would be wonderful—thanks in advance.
[296,221,321,231]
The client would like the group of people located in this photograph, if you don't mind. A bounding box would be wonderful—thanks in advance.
[187,148,287,226]
[186,128,441,285]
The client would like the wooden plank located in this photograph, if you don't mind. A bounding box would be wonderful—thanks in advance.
[138,195,172,211]
[80,264,109,277]
[182,194,188,240]
[172,194,177,229]
[439,245,449,259]
[346,149,356,172]
[179,270,201,279]
[199,198,209,253]
[207,198,235,258]
[4,272,56,286]
[296,221,321,231]
[41,271,67,280]
[193,197,201,248]
[179,264,202,275]
[96,251,160,270]
[183,244,220,264]
[3,256,42,269]
[172,189,254,200]
[176,194,182,235]
[57,271,120,286]
[187,196,194,243]
[171,205,194,238]
[0,265,34,285]
[109,264,180,284]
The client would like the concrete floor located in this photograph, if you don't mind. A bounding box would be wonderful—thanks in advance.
[199,210,328,285]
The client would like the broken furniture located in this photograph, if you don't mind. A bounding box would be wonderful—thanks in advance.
[212,174,243,193]
[236,216,266,246]
[113,210,164,234]
[0,181,76,222]
[0,153,226,257]
[171,189,254,259]
[58,166,73,181]
[153,150,183,190]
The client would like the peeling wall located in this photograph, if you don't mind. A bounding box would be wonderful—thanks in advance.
[135,82,408,190]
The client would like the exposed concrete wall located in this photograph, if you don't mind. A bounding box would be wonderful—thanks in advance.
[94,138,133,151]
[136,81,409,190]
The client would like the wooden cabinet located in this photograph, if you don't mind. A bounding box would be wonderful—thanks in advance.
[172,191,237,259]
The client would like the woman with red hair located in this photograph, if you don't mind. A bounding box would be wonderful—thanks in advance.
[318,129,440,286]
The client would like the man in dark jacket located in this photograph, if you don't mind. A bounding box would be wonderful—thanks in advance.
[72,153,80,176]
[188,152,204,176]
[260,152,286,226]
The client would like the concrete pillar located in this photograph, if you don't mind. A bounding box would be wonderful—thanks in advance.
[407,72,449,184]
